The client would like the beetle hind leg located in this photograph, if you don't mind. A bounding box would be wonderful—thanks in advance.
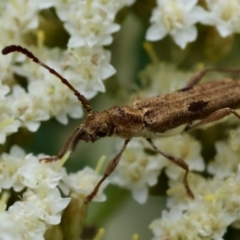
[147,138,194,199]
[185,108,240,132]
[185,67,240,88]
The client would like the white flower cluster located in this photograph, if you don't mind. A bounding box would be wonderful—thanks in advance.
[0,146,107,239]
[150,171,240,240]
[0,0,135,143]
[146,0,240,49]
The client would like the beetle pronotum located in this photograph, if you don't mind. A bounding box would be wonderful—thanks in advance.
[3,45,240,203]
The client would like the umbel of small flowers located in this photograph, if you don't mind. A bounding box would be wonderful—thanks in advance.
[0,146,108,239]
[146,0,240,49]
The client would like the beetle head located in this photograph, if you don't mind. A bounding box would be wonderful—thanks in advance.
[77,111,113,143]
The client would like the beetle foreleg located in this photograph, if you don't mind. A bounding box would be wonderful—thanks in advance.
[185,108,240,131]
[85,139,130,204]
[147,138,194,199]
[40,127,81,162]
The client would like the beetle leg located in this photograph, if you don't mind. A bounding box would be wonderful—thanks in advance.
[147,138,194,199]
[186,67,240,88]
[185,108,240,131]
[40,127,81,163]
[85,139,130,204]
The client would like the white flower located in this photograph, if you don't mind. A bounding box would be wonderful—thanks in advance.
[37,0,135,21]
[0,49,14,82]
[208,127,240,179]
[111,139,164,204]
[138,63,191,98]
[0,146,27,191]
[0,211,22,240]
[151,183,234,240]
[9,200,47,240]
[64,1,120,48]
[150,208,188,240]
[0,114,20,144]
[18,157,63,190]
[66,166,108,202]
[23,188,70,225]
[10,85,49,132]
[201,0,240,37]
[0,145,67,193]
[61,47,116,99]
[146,0,206,48]
[0,80,19,145]
[36,0,78,21]
[208,141,240,178]
[0,0,39,43]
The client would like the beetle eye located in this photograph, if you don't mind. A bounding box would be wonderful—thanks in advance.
[96,123,108,138]
[96,131,107,137]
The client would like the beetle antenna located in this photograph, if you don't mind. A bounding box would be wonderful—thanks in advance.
[2,45,93,113]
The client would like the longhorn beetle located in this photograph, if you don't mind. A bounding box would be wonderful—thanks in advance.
[3,45,240,203]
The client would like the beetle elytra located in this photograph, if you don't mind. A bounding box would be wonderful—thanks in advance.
[3,45,240,203]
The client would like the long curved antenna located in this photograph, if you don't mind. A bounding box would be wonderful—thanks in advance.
[2,45,92,113]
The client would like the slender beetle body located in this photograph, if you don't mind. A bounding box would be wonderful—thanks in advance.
[83,78,240,141]
[3,45,240,203]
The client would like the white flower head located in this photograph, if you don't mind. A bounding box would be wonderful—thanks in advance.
[0,113,20,144]
[64,1,120,48]
[111,139,165,204]
[37,0,78,21]
[150,208,187,240]
[9,85,49,132]
[22,188,70,225]
[208,127,240,179]
[18,157,63,190]
[146,0,206,48]
[0,49,14,82]
[66,166,108,202]
[202,0,240,37]
[1,0,39,44]
[0,211,22,240]
[0,146,27,191]
[151,195,233,240]
[8,200,47,239]
[62,47,116,99]
[208,141,240,178]
[139,62,192,98]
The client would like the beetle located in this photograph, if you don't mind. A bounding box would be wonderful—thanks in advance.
[2,45,240,203]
